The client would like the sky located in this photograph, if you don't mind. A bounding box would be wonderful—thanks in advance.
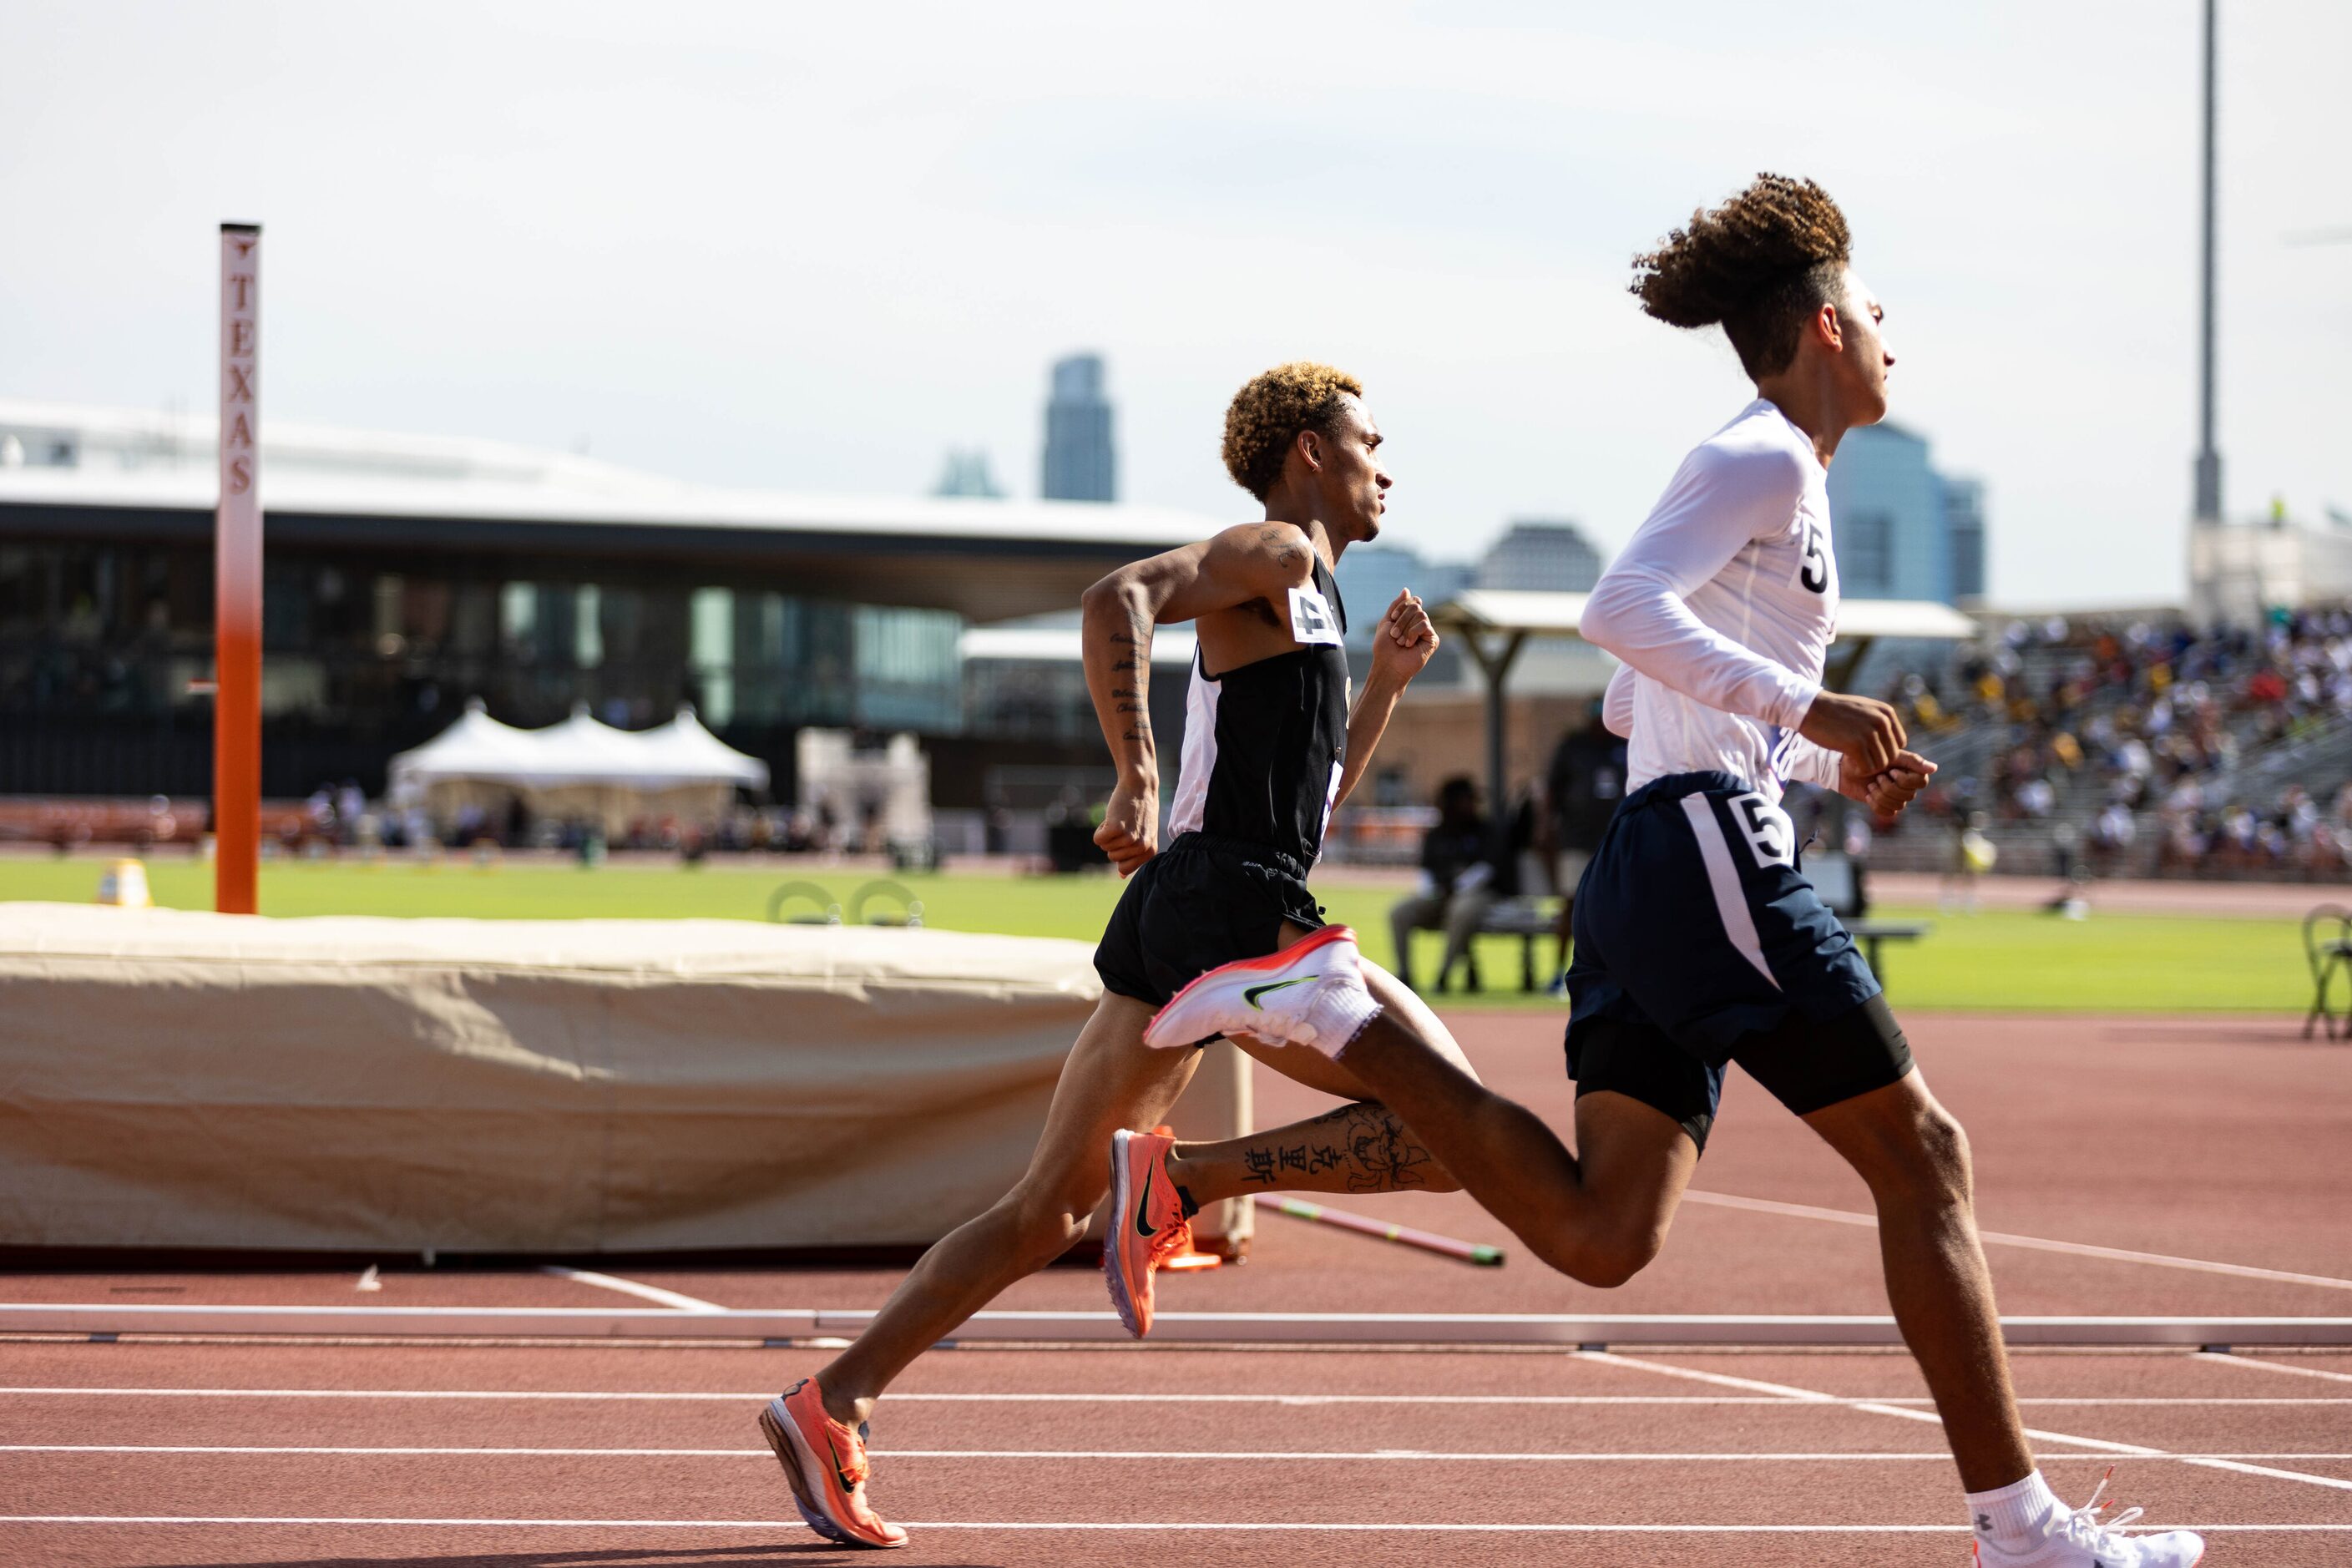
[2,1,2346,608]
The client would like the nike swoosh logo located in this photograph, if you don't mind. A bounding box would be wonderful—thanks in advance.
[822,1425,857,1495]
[1243,977,1314,1009]
[1135,1163,1159,1237]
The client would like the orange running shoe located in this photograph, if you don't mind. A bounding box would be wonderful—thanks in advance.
[1105,1126,1191,1338]
[757,1377,908,1550]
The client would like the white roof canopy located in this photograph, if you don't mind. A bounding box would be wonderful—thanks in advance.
[1428,589,1980,807]
[1434,589,1978,643]
[388,702,770,793]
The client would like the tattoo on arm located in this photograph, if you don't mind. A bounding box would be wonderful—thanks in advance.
[1238,1101,1436,1193]
[1257,524,1307,575]
[1110,608,1151,740]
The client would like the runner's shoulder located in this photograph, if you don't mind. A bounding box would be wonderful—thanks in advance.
[1208,520,1318,590]
[1688,411,1812,498]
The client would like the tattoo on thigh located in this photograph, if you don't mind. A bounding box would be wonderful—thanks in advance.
[1239,1101,1434,1193]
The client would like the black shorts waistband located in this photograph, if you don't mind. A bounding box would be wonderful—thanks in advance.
[1163,831,1311,883]
[1620,771,1753,814]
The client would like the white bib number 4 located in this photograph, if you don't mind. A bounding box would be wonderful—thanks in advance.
[1729,792,1796,869]
[1287,585,1343,647]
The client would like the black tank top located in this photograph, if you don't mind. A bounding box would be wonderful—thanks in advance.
[1166,557,1351,866]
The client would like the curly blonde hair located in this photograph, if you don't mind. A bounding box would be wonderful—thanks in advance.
[1222,362,1363,501]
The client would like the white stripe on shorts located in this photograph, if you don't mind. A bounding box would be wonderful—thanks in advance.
[1679,794,1780,990]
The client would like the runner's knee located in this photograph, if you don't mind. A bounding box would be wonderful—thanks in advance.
[1864,1102,1974,1211]
[1544,1217,1667,1289]
[1001,1185,1096,1267]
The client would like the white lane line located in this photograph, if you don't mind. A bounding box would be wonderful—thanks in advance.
[1,1515,2344,1533]
[1583,1350,2352,1495]
[8,1444,2349,1462]
[2196,1353,2352,1385]
[535,1266,721,1313]
[1682,1190,2352,1293]
[2,1385,2346,1407]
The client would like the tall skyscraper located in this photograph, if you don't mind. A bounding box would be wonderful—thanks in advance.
[1040,354,1115,503]
[1942,477,1986,603]
[1823,422,1987,604]
[1474,520,1602,593]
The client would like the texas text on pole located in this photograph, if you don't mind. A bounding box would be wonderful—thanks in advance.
[215,222,260,914]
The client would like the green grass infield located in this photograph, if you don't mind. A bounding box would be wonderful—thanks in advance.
[0,854,2303,1015]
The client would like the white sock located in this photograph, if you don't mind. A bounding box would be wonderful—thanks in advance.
[1968,1470,2062,1552]
[1304,974,1383,1054]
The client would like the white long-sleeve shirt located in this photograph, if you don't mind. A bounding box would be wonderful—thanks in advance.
[1582,399,1845,802]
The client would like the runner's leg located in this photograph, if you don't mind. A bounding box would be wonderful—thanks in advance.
[1803,1069,2035,1491]
[1323,1007,1700,1287]
[815,991,1187,1426]
[1169,947,1479,1200]
[1436,887,1496,990]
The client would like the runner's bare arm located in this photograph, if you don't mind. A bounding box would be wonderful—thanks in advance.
[1079,524,1323,875]
[1332,589,1438,810]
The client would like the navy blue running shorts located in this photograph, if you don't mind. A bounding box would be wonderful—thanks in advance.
[1564,770,1913,1151]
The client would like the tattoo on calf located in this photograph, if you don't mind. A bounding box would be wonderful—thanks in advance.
[1239,1102,1434,1193]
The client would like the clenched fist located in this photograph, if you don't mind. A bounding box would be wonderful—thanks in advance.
[1370,589,1439,686]
[1800,690,1906,776]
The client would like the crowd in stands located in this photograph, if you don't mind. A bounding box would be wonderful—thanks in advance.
[1888,607,2352,878]
[263,782,850,862]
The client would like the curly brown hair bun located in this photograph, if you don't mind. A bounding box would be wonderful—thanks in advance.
[1631,174,1852,379]
[1222,362,1363,501]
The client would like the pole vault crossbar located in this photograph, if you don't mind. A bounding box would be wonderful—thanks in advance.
[6,1303,2348,1348]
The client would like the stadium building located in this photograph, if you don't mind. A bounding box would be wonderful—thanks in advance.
[0,402,1212,813]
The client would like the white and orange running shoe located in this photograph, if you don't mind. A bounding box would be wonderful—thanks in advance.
[1142,923,1381,1055]
[1972,1473,2203,1568]
[1105,1126,1192,1338]
[757,1377,908,1550]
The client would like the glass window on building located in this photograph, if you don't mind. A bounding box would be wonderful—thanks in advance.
[689,587,734,728]
[794,599,855,726]
[262,561,313,650]
[574,584,602,669]
[852,604,962,731]
[448,581,497,659]
[500,582,538,655]
[1844,513,1894,596]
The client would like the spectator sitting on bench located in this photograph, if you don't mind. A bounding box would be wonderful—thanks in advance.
[1389,776,1508,993]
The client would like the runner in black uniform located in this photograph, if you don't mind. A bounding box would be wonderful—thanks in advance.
[758,362,1478,1550]
[1092,554,1348,1007]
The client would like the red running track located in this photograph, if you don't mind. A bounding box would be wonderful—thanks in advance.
[1,1011,2347,1565]
[3,1341,2350,1565]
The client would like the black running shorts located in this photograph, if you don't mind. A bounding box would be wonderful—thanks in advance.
[1095,832,1324,1009]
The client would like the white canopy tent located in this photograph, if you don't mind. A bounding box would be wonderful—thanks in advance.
[388,701,770,839]
[1430,590,1981,809]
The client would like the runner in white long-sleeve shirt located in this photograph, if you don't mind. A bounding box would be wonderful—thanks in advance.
[1146,175,2201,1567]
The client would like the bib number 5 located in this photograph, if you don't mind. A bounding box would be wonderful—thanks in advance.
[1797,518,1829,595]
[1730,792,1796,869]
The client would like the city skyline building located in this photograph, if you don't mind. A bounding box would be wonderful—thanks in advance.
[1944,477,1986,603]
[932,448,1005,499]
[1474,519,1602,594]
[1040,353,1115,503]
[1332,543,1472,652]
[1823,422,1986,605]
